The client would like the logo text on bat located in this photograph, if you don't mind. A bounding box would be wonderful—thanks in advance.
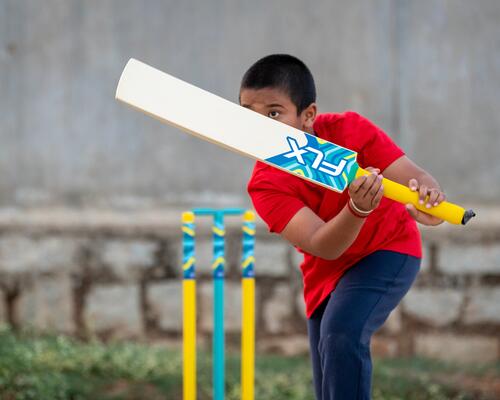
[283,137,347,177]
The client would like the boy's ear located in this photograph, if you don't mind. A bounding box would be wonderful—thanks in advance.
[301,103,317,132]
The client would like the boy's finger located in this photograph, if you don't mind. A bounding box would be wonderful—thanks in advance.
[418,185,428,205]
[433,192,446,206]
[354,175,372,195]
[371,184,384,208]
[359,173,378,196]
[409,179,418,191]
[349,175,367,193]
[367,174,383,198]
[427,189,440,209]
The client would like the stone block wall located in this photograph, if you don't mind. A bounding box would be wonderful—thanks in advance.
[0,208,498,363]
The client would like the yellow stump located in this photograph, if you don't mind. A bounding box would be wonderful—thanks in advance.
[182,211,196,400]
[183,279,196,400]
[241,277,255,400]
[241,210,255,400]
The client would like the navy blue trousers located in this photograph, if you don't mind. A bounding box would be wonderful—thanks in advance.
[307,250,420,400]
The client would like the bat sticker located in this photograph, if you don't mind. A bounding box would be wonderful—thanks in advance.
[265,134,359,192]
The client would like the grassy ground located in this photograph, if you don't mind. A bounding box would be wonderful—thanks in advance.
[0,327,498,400]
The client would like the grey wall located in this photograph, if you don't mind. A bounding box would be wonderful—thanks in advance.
[1,0,499,209]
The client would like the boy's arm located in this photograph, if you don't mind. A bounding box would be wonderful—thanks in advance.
[281,169,383,260]
[383,155,445,226]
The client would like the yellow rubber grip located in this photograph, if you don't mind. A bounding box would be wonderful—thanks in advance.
[355,168,468,225]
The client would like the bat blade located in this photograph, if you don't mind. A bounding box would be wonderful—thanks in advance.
[115,58,358,192]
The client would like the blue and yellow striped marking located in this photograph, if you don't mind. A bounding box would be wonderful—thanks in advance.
[212,226,225,237]
[183,257,196,271]
[212,256,226,270]
[242,226,256,236]
[241,211,255,279]
[242,256,255,270]
[212,214,225,280]
[212,212,226,279]
[182,226,195,236]
[182,212,196,280]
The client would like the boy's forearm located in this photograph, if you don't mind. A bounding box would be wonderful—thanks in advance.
[384,156,441,190]
[309,206,365,260]
[415,171,441,191]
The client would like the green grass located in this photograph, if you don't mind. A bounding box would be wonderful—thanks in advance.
[0,326,497,400]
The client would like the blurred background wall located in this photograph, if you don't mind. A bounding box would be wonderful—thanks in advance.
[1,0,499,208]
[0,0,499,366]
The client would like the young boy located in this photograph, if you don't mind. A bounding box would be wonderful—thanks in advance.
[241,54,446,400]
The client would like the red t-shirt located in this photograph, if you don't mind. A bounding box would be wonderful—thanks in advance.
[247,111,422,318]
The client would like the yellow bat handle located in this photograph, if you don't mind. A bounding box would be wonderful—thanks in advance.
[355,168,475,225]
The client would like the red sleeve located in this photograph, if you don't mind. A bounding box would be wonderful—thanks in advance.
[247,162,305,233]
[347,112,405,171]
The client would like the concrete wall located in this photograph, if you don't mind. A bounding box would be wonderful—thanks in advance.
[0,209,499,364]
[1,0,499,208]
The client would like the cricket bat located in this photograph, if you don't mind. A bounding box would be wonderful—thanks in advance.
[115,59,475,225]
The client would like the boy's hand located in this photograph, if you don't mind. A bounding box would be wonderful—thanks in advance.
[348,167,384,213]
[406,178,445,225]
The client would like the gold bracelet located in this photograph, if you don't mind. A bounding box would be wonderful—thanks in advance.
[349,198,373,216]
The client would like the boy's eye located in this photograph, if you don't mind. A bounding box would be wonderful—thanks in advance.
[268,110,280,118]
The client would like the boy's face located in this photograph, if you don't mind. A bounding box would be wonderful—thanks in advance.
[239,87,317,134]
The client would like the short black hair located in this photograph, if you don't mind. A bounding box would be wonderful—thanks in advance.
[240,54,316,115]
